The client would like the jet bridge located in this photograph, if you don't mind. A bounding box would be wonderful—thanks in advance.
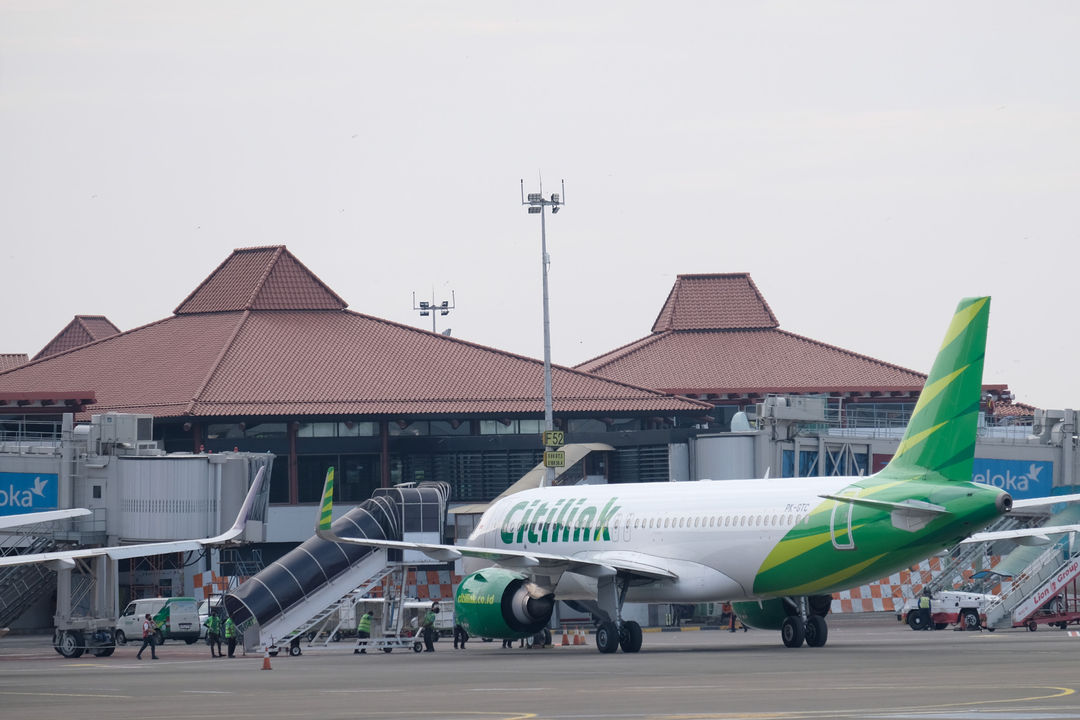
[222,481,450,654]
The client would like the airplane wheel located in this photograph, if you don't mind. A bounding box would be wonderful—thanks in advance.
[805,615,828,648]
[289,642,302,657]
[596,621,619,654]
[58,631,85,658]
[781,616,805,648]
[619,621,643,653]
[114,630,127,645]
[960,610,980,630]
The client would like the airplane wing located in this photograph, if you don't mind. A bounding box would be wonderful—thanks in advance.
[1011,493,1080,510]
[0,508,92,531]
[959,493,1080,544]
[315,469,677,581]
[961,524,1080,545]
[0,467,264,568]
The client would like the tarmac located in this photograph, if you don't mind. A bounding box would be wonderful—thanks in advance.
[2,613,1080,720]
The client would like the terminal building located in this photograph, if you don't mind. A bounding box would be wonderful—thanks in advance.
[1,246,1076,633]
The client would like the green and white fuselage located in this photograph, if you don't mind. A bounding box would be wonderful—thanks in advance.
[466,472,1008,603]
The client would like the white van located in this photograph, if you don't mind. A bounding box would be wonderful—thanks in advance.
[115,597,201,645]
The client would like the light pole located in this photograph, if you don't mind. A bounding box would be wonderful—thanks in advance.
[412,290,455,334]
[521,178,565,486]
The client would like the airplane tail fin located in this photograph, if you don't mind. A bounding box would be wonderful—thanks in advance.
[317,467,335,534]
[879,297,990,483]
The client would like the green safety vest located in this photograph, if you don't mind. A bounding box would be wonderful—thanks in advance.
[205,616,220,634]
[224,618,236,638]
[919,596,931,610]
[357,613,372,634]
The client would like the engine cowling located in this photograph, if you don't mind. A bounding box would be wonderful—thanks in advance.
[732,595,831,630]
[731,598,791,630]
[455,567,554,639]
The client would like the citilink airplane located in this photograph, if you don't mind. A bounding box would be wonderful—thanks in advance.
[314,297,1077,652]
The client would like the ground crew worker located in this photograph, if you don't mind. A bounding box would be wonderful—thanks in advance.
[205,611,223,657]
[422,602,438,652]
[453,622,468,649]
[918,588,933,630]
[354,610,372,654]
[224,616,238,657]
[136,613,158,660]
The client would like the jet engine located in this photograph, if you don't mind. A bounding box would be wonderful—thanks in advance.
[454,567,554,639]
[732,595,831,630]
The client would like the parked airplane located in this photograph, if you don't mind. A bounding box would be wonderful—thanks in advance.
[316,297,1080,653]
[0,468,264,569]
[0,508,92,531]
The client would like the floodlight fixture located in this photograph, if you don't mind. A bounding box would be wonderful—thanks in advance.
[412,290,455,332]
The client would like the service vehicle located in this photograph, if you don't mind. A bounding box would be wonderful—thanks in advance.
[896,590,998,631]
[115,597,201,645]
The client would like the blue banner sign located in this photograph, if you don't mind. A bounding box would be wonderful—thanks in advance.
[972,459,1054,500]
[0,472,60,515]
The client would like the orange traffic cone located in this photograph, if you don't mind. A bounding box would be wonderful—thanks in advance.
[573,627,582,645]
[561,627,570,646]
[261,646,273,670]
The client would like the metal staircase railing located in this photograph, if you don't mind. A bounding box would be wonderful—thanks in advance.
[0,538,61,628]
[984,538,1076,628]
[300,565,397,648]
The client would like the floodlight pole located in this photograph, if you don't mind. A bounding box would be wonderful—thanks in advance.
[412,289,455,333]
[522,178,565,486]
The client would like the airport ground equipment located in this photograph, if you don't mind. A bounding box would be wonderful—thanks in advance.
[983,507,1080,630]
[896,590,998,631]
[223,482,450,656]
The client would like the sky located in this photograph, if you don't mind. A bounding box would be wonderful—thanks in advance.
[2,2,1078,410]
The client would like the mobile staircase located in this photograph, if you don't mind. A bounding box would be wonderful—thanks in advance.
[223,481,450,656]
[982,505,1080,630]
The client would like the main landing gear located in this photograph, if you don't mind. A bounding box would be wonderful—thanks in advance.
[780,596,830,649]
[587,573,644,654]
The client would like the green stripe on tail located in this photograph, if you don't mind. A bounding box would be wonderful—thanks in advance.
[880,297,989,483]
[318,467,335,532]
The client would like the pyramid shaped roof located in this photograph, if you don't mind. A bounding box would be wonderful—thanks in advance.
[0,247,711,420]
[32,315,121,361]
[578,273,926,398]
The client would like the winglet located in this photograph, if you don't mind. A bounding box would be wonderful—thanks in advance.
[317,467,335,536]
[211,466,265,544]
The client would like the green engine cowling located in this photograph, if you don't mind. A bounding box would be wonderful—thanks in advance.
[455,567,554,639]
[732,595,831,630]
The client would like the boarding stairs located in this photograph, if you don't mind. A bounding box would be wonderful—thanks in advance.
[257,549,394,652]
[928,516,1026,594]
[984,539,1079,629]
[223,481,451,655]
[0,534,64,628]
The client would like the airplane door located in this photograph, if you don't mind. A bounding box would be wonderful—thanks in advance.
[829,492,856,550]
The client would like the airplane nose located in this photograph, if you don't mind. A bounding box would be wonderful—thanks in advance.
[997,493,1013,513]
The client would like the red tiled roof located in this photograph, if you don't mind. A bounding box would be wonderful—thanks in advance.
[0,248,711,420]
[579,273,925,397]
[174,245,346,314]
[651,273,778,332]
[578,328,925,396]
[0,354,28,372]
[31,315,121,361]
